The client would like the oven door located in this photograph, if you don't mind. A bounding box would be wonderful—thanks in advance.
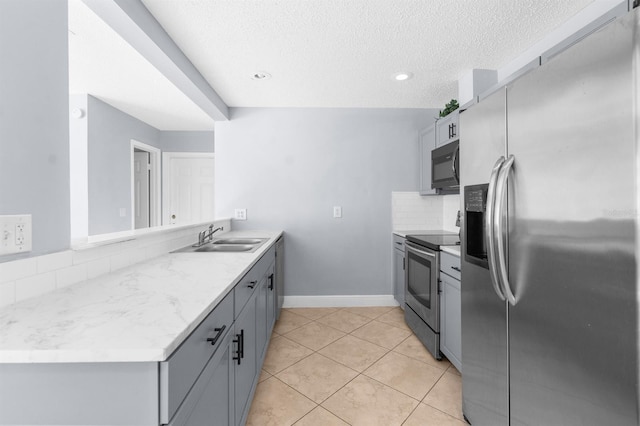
[405,241,440,332]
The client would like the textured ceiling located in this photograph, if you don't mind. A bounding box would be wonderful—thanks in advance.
[69,0,596,129]
[141,0,594,109]
[68,0,215,130]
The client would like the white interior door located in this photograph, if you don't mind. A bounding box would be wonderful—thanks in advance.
[133,151,150,229]
[163,153,215,225]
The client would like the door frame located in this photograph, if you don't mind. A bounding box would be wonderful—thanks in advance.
[130,140,161,230]
[162,152,216,226]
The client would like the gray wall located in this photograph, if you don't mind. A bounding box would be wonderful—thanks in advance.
[83,95,215,235]
[0,0,70,260]
[87,95,160,235]
[158,131,214,152]
[215,108,436,296]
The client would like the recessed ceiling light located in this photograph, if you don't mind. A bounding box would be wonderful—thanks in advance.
[251,71,272,80]
[393,72,413,81]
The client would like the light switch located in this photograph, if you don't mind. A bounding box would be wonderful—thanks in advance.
[0,214,32,255]
[333,206,342,218]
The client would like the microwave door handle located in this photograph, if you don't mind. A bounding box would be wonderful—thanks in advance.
[486,156,506,301]
[452,146,460,184]
[494,155,517,305]
[405,241,436,258]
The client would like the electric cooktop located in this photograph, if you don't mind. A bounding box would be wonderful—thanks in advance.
[406,231,460,251]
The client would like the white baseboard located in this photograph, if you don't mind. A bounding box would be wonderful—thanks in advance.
[282,295,399,308]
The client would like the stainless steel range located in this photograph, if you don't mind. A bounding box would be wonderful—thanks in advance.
[404,232,459,360]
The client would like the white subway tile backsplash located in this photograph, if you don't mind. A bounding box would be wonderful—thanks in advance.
[86,258,111,279]
[37,251,73,274]
[0,218,232,307]
[392,191,460,232]
[56,264,88,289]
[0,282,15,308]
[109,251,134,272]
[15,272,56,302]
[0,258,37,284]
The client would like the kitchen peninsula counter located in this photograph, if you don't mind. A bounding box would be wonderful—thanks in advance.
[0,230,282,364]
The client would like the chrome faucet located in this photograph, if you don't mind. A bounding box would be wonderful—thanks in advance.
[196,225,224,246]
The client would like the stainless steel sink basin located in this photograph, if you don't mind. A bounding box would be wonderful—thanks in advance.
[195,244,255,252]
[172,237,268,253]
[212,238,266,245]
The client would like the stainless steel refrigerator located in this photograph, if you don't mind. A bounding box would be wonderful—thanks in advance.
[459,7,638,426]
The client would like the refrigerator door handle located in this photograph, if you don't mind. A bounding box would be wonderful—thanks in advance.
[486,156,506,301]
[494,154,517,305]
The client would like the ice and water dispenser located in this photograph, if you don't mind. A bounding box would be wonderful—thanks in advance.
[464,184,489,268]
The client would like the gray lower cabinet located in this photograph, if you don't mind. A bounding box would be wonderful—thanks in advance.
[265,263,276,348]
[274,237,284,319]
[168,332,234,426]
[439,252,461,372]
[0,242,280,426]
[392,234,405,308]
[255,276,268,367]
[234,293,258,426]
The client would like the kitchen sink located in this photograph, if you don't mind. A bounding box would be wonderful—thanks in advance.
[195,244,255,252]
[212,238,266,245]
[172,237,268,253]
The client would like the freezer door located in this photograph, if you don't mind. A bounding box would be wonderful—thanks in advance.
[506,9,638,426]
[459,88,509,425]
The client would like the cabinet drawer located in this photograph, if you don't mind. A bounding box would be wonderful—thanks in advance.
[160,290,234,424]
[234,245,275,317]
[393,234,406,251]
[440,251,461,280]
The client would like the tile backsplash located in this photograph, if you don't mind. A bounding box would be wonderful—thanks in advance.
[392,192,461,233]
[0,219,230,308]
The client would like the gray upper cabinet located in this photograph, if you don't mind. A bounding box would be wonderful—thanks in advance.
[419,125,436,195]
[436,111,460,147]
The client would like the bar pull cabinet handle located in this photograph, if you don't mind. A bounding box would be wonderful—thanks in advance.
[451,266,461,272]
[494,155,517,305]
[451,123,457,138]
[233,329,244,365]
[486,157,506,302]
[268,274,274,290]
[247,280,257,289]
[206,325,226,346]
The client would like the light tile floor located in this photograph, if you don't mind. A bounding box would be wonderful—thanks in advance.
[247,306,465,426]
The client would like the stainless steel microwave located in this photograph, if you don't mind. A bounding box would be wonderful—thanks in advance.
[431,140,459,191]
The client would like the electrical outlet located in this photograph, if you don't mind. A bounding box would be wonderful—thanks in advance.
[15,224,25,245]
[234,209,247,221]
[333,206,342,218]
[0,215,32,255]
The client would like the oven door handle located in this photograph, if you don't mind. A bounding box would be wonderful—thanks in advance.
[405,241,436,258]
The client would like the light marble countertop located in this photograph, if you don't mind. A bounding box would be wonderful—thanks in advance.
[0,230,282,364]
